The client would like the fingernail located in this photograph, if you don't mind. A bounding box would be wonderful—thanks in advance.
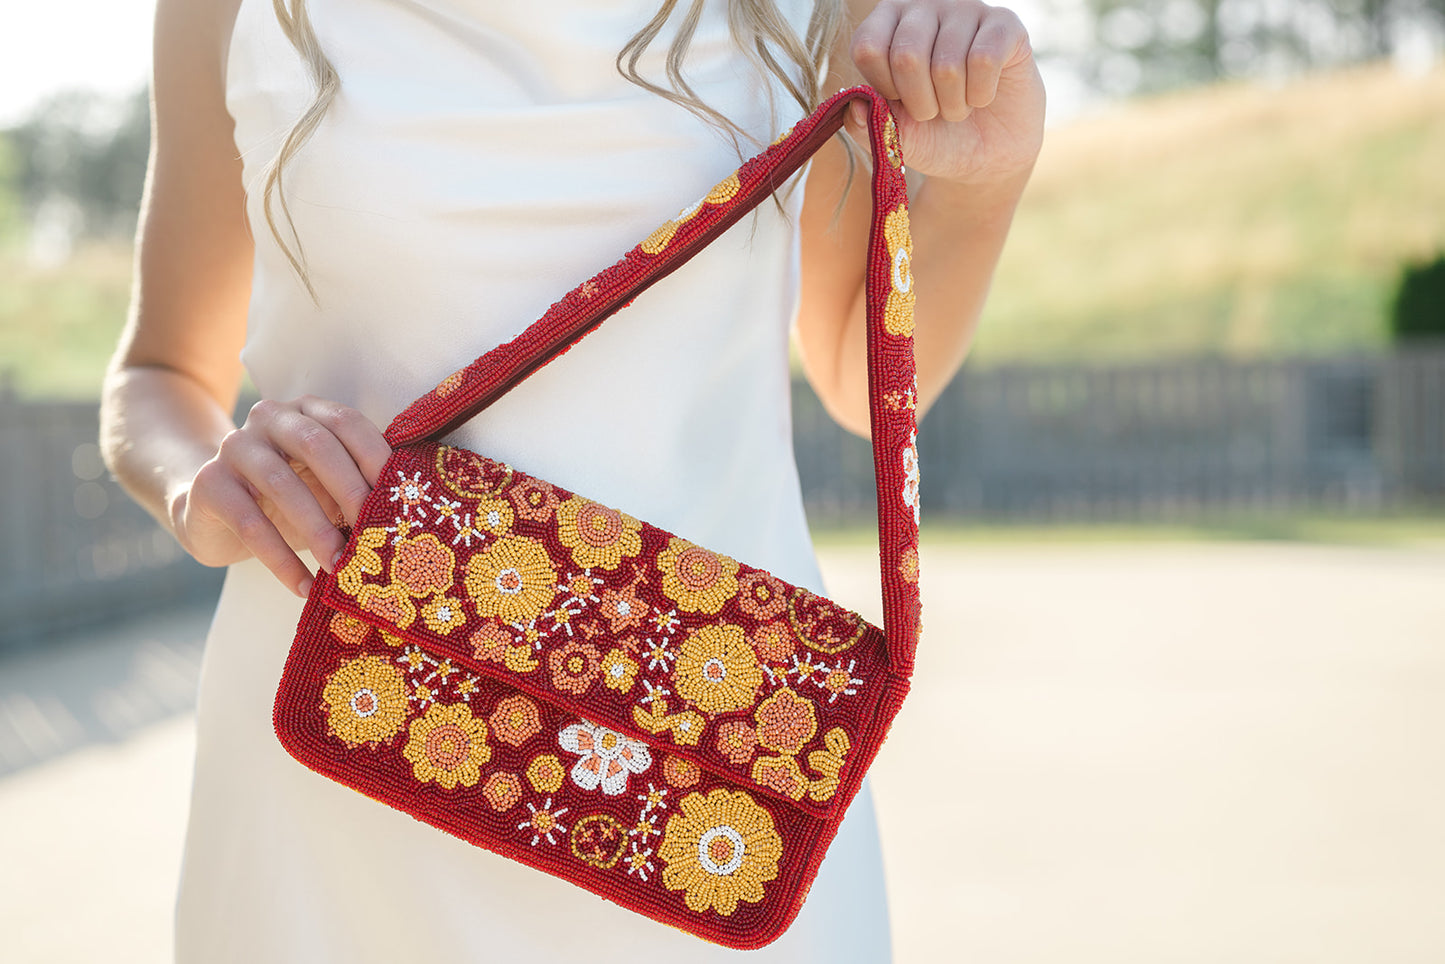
[330,550,344,572]
[297,575,314,598]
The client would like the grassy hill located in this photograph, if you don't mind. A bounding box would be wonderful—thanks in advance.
[974,61,1445,363]
[3,62,1445,398]
[0,242,133,399]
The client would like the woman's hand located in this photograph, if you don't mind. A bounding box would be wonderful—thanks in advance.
[847,0,1046,191]
[175,396,392,597]
[795,1,1045,436]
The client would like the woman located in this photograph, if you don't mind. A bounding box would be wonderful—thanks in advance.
[101,0,1044,959]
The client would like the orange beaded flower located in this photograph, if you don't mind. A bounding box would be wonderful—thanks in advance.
[751,621,797,664]
[715,720,758,766]
[663,754,701,789]
[390,533,456,597]
[507,477,559,522]
[658,538,739,615]
[483,771,523,811]
[356,581,417,630]
[548,641,601,695]
[737,572,787,620]
[556,497,643,571]
[489,694,542,747]
[751,754,807,801]
[754,688,817,755]
[329,612,371,646]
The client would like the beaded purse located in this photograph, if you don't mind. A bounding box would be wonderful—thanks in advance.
[273,86,921,949]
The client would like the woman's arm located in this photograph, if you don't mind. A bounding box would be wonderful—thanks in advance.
[100,0,389,597]
[795,0,1045,436]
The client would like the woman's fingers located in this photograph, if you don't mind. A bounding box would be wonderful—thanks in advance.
[887,6,946,121]
[263,396,389,531]
[219,410,350,573]
[297,395,393,493]
[965,6,1029,108]
[932,7,982,120]
[850,2,1030,122]
[850,1,906,100]
[187,458,316,596]
[181,395,391,595]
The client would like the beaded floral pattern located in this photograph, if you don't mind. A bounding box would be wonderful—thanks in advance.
[402,702,491,789]
[658,788,783,915]
[884,206,915,337]
[901,431,921,525]
[556,497,643,570]
[311,442,884,921]
[559,720,652,795]
[276,87,918,950]
[641,173,742,255]
[321,655,409,747]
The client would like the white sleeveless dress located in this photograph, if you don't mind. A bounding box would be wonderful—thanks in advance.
[177,0,892,959]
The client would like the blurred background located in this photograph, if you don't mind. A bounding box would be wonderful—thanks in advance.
[1,1,1443,962]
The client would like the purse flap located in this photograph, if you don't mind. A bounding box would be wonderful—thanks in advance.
[322,442,891,821]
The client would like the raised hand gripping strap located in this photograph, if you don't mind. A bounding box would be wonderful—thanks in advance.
[385,86,923,675]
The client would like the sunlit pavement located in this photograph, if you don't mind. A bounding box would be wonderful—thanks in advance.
[2,541,1443,963]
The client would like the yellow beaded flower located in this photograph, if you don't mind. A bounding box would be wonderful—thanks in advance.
[473,498,515,539]
[464,536,558,625]
[321,655,410,747]
[335,527,386,597]
[401,702,491,789]
[674,624,763,716]
[421,595,466,635]
[884,205,915,337]
[640,172,743,255]
[657,538,739,615]
[556,497,643,571]
[600,647,640,693]
[527,753,566,793]
[658,788,783,916]
[883,114,903,169]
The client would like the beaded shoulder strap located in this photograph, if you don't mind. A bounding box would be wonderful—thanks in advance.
[385,86,922,675]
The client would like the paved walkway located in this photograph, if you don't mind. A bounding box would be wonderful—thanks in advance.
[2,540,1442,963]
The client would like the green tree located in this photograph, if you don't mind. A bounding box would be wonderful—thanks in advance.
[1390,254,1445,342]
[4,86,150,239]
[1046,0,1445,97]
[0,133,23,243]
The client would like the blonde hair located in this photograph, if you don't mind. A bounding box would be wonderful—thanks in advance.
[261,0,845,300]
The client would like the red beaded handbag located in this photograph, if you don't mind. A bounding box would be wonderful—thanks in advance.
[273,86,921,949]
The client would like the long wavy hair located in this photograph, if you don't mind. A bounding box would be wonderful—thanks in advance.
[261,0,846,299]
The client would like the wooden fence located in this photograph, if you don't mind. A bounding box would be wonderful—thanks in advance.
[796,348,1445,522]
[3,348,1442,651]
[0,395,223,651]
